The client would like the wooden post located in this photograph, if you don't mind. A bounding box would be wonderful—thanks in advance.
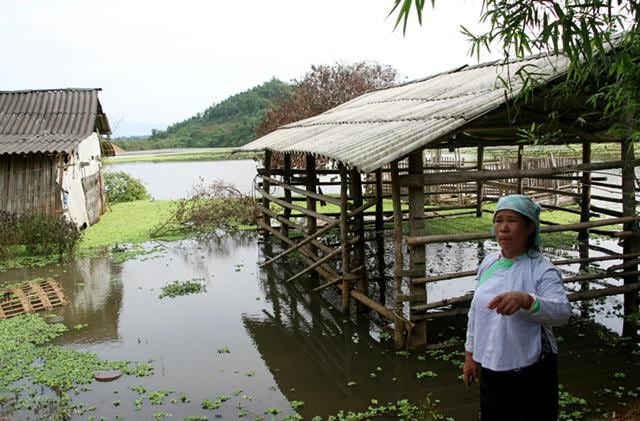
[281,153,292,238]
[408,150,427,347]
[374,168,386,304]
[621,137,639,337]
[350,168,367,313]
[579,141,592,300]
[476,146,484,217]
[517,145,524,194]
[391,161,405,349]
[339,164,351,313]
[306,154,317,257]
[262,150,272,231]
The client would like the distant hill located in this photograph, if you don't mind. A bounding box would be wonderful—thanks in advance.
[113,78,292,150]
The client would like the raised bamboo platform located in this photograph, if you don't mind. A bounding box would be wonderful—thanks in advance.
[252,141,639,349]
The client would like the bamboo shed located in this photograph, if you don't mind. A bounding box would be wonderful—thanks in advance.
[242,53,640,349]
[0,89,112,228]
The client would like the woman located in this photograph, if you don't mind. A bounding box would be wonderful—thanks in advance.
[463,194,571,421]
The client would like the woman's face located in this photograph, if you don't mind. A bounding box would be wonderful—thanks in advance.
[494,209,534,258]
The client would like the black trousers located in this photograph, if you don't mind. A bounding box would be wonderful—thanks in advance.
[480,353,558,421]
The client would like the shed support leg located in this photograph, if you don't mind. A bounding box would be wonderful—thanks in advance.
[408,150,427,348]
[579,141,591,315]
[391,161,406,349]
[375,168,386,305]
[261,150,272,232]
[306,155,317,258]
[476,146,484,217]
[339,164,351,313]
[621,138,639,337]
[281,153,292,238]
[350,168,367,313]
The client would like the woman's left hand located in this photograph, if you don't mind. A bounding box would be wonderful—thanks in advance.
[487,292,533,315]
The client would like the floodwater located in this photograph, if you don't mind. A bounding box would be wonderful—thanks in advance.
[106,160,259,199]
[1,235,639,420]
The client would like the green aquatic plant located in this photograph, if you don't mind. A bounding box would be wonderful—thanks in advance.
[0,314,155,418]
[159,279,206,299]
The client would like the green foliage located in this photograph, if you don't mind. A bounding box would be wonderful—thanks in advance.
[0,313,154,414]
[158,279,206,299]
[0,211,80,258]
[104,171,150,204]
[113,78,292,150]
[390,1,640,139]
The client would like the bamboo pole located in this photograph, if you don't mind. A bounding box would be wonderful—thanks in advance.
[391,161,405,349]
[412,271,640,314]
[261,175,342,206]
[286,247,343,283]
[306,155,318,258]
[517,145,524,194]
[407,216,640,246]
[399,159,640,186]
[254,186,336,223]
[621,137,639,336]
[415,282,640,321]
[262,150,272,230]
[579,141,592,303]
[590,205,623,218]
[281,154,292,238]
[350,168,368,312]
[374,168,386,305]
[260,219,340,267]
[411,253,640,286]
[408,150,427,347]
[476,145,484,217]
[339,164,351,313]
[257,219,338,281]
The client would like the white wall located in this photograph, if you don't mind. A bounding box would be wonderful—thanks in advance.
[61,133,102,227]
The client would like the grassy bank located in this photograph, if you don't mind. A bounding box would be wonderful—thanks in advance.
[79,200,181,251]
[0,197,604,271]
[104,149,261,164]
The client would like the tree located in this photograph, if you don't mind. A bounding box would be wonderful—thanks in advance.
[257,62,397,137]
[389,1,639,137]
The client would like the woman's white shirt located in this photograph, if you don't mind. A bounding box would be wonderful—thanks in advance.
[465,251,571,371]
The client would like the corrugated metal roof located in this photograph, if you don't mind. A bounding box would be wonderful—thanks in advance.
[0,88,111,155]
[242,53,570,173]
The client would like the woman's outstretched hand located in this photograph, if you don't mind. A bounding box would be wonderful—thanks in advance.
[463,352,479,388]
[488,292,534,315]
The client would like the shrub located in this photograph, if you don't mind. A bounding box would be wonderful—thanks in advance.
[0,211,80,258]
[104,171,150,203]
[151,179,255,239]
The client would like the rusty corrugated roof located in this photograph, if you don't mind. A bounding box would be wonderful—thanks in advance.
[0,88,111,155]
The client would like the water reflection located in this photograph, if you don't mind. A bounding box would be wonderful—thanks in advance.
[0,255,124,345]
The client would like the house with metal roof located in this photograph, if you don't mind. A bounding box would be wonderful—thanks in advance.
[0,88,112,227]
[242,52,640,348]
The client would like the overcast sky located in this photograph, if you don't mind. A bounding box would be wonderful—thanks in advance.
[2,1,498,137]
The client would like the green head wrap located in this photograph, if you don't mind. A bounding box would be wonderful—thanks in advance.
[493,194,541,250]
